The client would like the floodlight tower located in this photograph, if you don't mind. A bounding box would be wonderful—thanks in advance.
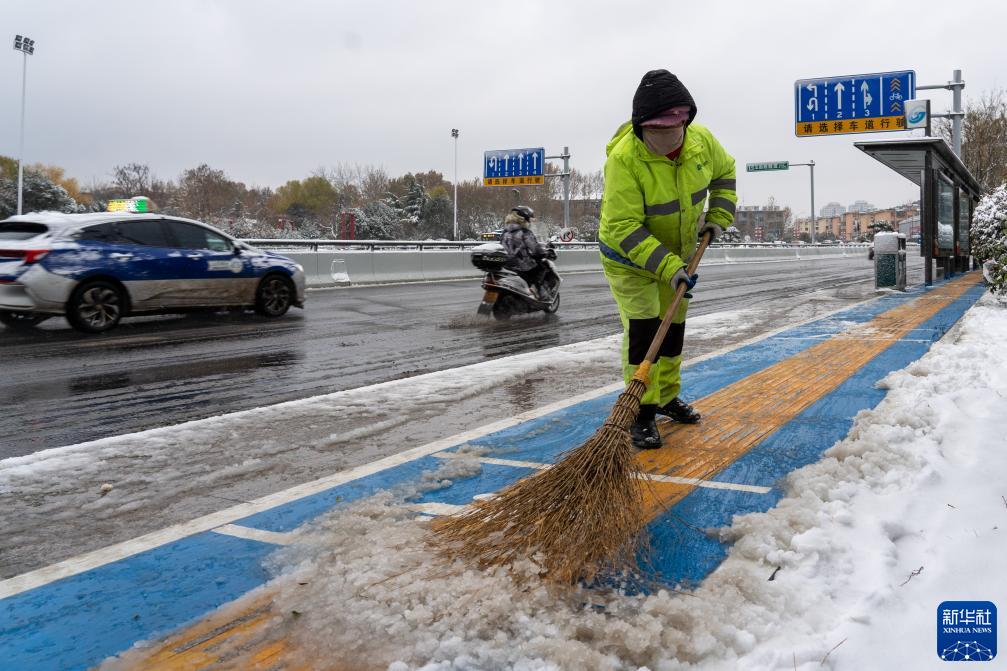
[13,35,36,216]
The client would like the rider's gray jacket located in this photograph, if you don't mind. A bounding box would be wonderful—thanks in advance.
[501,218,546,273]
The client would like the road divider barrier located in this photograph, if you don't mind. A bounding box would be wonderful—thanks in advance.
[254,243,870,288]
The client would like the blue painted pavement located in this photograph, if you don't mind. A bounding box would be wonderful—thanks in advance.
[0,278,985,670]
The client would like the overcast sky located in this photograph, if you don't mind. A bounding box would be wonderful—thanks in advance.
[2,1,1005,218]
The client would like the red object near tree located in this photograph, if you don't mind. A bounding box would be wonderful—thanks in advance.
[339,211,356,239]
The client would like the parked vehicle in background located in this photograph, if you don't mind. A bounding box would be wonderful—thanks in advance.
[0,202,306,333]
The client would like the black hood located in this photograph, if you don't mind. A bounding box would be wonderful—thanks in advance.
[631,69,697,139]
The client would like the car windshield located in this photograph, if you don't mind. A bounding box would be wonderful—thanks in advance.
[0,222,48,241]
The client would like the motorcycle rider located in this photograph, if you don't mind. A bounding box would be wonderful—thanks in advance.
[501,206,551,298]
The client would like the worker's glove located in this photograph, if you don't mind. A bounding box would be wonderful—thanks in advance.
[671,268,698,298]
[698,221,724,242]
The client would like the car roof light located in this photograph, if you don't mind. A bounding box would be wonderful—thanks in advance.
[107,196,154,213]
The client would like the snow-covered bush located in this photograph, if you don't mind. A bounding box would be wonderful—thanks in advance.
[972,183,1007,295]
[0,171,78,218]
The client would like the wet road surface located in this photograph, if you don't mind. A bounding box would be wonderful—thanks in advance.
[0,253,912,457]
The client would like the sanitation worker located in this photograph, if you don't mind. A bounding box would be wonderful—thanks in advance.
[598,69,737,449]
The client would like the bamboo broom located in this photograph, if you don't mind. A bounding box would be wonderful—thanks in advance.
[431,231,715,585]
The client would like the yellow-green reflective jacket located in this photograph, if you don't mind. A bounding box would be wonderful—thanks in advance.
[598,121,737,280]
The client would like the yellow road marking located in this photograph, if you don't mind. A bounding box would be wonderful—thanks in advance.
[637,273,979,512]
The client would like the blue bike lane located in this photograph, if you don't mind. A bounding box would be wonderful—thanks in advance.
[0,273,985,671]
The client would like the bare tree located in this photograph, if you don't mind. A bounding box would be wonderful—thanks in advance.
[935,88,1007,190]
[173,164,242,220]
[111,163,152,196]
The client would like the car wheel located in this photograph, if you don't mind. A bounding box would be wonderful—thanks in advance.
[0,310,51,328]
[66,280,125,333]
[255,274,294,317]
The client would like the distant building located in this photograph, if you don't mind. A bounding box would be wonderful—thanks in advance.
[898,215,921,241]
[820,202,846,217]
[848,200,876,213]
[734,205,790,241]
[797,203,919,241]
[794,216,833,240]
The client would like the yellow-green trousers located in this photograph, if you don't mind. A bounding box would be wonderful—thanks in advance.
[602,257,689,406]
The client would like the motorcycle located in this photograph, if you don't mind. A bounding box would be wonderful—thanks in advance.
[470,242,561,320]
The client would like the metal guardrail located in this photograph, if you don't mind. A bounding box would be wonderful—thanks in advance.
[241,238,880,252]
[240,239,600,251]
[244,240,902,288]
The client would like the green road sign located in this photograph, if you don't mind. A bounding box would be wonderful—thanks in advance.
[746,161,789,172]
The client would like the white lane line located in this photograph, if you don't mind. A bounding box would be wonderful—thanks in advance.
[433,453,548,471]
[212,524,297,546]
[0,293,891,601]
[432,452,772,494]
[644,474,772,494]
[0,383,622,601]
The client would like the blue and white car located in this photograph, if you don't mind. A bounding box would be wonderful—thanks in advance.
[0,211,306,333]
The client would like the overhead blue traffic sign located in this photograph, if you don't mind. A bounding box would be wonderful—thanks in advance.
[483,147,545,186]
[795,70,916,137]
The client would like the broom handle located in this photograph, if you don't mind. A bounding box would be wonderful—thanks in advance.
[635,230,713,379]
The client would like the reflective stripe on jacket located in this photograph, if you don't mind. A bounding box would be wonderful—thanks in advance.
[599,121,737,281]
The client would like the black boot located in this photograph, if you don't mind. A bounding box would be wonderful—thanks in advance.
[630,404,662,449]
[657,397,701,423]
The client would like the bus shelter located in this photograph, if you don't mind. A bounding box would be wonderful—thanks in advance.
[854,137,983,285]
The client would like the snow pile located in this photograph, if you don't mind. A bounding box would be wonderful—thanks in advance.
[264,294,1006,670]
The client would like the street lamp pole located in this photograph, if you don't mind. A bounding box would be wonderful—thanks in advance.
[13,35,36,216]
[790,160,816,243]
[451,128,459,240]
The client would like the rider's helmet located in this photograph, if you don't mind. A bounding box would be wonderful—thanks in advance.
[511,205,534,222]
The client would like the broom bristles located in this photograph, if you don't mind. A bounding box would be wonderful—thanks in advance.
[430,379,651,585]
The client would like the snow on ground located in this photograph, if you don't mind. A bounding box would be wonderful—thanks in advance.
[0,332,618,575]
[1,298,791,578]
[253,293,1006,670]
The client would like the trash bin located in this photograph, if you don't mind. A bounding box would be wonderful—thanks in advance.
[874,231,906,290]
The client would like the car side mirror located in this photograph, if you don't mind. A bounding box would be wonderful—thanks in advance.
[232,245,243,256]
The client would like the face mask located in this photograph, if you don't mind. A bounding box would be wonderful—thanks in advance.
[642,125,685,155]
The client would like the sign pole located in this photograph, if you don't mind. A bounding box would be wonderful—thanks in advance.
[754,161,816,242]
[788,162,816,242]
[545,147,572,229]
[918,69,966,157]
[562,146,571,230]
[451,128,459,240]
[951,69,963,156]
[809,160,816,244]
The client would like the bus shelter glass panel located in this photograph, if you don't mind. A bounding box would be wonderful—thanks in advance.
[936,176,955,257]
[958,193,970,255]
